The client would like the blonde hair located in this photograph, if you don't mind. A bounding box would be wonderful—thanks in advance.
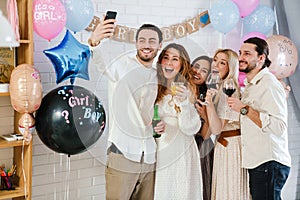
[213,49,240,103]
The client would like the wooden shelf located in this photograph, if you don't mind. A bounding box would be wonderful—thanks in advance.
[0,0,33,199]
[0,138,29,148]
[0,93,9,97]
[19,39,31,44]
[0,187,25,199]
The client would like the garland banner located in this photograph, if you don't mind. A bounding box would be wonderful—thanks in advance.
[85,10,210,43]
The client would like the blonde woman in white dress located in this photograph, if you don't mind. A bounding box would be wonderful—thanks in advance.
[204,49,251,200]
[154,43,203,200]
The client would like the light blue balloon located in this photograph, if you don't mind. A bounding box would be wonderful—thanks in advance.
[209,0,240,34]
[64,0,95,33]
[244,5,275,35]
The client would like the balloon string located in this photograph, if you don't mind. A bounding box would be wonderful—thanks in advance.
[218,33,222,48]
[273,5,279,35]
[53,153,57,200]
[21,139,28,198]
[240,18,244,41]
[64,155,70,200]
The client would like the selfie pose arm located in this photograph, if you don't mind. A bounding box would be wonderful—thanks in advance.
[88,12,118,81]
[88,12,116,47]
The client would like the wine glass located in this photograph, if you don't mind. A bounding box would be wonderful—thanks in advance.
[169,81,184,106]
[222,78,236,97]
[171,81,184,96]
[200,71,220,105]
[206,70,220,90]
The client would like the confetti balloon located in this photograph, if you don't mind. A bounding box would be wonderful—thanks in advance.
[35,85,106,156]
[267,35,298,79]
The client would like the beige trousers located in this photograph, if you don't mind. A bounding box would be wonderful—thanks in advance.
[105,152,155,200]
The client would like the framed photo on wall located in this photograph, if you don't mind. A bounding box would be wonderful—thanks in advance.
[0,48,15,83]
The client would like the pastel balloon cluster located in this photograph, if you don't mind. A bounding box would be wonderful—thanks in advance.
[209,0,260,34]
[209,0,275,36]
[33,0,94,41]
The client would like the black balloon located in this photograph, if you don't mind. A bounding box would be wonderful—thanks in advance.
[35,85,106,156]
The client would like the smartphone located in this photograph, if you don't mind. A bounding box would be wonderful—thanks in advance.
[104,11,117,23]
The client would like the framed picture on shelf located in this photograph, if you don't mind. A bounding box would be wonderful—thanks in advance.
[0,48,16,83]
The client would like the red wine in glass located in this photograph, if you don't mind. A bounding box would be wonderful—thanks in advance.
[223,88,236,97]
[222,78,236,97]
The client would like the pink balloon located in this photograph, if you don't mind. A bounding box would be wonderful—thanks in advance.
[266,35,299,79]
[33,0,66,41]
[238,71,246,87]
[232,0,260,18]
[241,32,267,46]
[242,32,267,42]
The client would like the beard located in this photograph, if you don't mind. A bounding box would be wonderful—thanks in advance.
[239,61,256,73]
[137,48,159,63]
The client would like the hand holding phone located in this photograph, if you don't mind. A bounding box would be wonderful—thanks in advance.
[88,11,117,46]
[104,11,117,24]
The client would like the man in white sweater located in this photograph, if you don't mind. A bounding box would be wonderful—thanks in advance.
[88,18,165,199]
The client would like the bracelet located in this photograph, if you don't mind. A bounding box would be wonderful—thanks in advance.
[88,38,100,47]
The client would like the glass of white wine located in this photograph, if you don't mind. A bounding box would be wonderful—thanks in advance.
[171,81,184,96]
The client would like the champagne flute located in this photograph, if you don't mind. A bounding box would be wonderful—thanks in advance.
[222,78,236,97]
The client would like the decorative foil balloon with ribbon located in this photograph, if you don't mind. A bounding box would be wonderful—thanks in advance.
[43,30,91,84]
[35,85,106,156]
[9,64,43,141]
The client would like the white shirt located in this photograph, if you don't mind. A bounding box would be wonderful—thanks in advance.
[240,68,291,169]
[91,47,158,164]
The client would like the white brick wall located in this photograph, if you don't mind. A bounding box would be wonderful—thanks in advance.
[29,0,300,199]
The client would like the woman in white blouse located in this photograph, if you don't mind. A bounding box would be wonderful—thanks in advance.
[153,43,203,200]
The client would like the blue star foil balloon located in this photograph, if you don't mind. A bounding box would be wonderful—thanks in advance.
[43,30,91,84]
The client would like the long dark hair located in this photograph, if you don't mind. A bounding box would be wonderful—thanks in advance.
[191,55,212,97]
[155,43,196,103]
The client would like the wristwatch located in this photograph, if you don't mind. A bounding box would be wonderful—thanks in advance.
[240,105,249,115]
